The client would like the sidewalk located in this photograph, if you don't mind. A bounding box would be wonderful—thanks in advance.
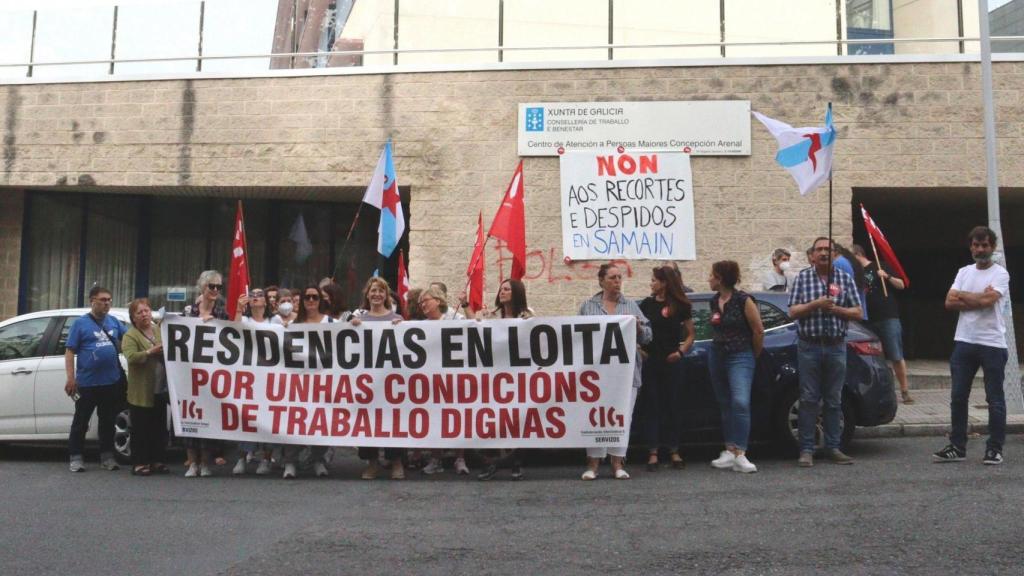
[860,388,1024,439]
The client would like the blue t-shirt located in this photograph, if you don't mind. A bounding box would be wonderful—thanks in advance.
[66,313,127,388]
[834,256,868,320]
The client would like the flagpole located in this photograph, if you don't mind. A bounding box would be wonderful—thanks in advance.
[332,203,366,280]
[827,102,834,287]
[860,204,889,298]
[239,200,250,295]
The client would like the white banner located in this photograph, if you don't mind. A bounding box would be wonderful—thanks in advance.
[560,150,695,261]
[518,100,751,157]
[162,315,637,448]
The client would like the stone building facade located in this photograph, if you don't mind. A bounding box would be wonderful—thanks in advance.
[1,58,1021,356]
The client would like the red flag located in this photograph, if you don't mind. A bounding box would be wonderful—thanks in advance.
[466,212,485,313]
[860,204,910,288]
[397,249,410,319]
[227,201,251,321]
[488,160,526,280]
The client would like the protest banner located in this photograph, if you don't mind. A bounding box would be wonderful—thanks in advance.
[162,315,637,449]
[560,150,695,260]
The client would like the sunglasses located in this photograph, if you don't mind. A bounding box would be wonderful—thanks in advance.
[207,283,223,291]
[303,293,321,301]
[250,291,265,298]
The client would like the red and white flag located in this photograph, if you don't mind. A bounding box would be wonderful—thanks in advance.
[227,201,251,320]
[860,204,910,288]
[466,212,485,313]
[397,249,410,318]
[488,160,526,280]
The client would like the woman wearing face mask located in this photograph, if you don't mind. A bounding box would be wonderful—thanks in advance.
[708,260,764,474]
[122,298,168,477]
[278,285,336,480]
[181,270,229,477]
[270,289,297,327]
[350,277,407,480]
[475,279,533,481]
[638,265,695,471]
[578,264,652,480]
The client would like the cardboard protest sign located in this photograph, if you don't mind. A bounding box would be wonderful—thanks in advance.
[163,315,637,449]
[560,150,695,260]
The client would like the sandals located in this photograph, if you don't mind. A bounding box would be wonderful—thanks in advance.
[131,465,152,477]
[150,463,170,474]
[901,391,915,404]
[670,453,685,470]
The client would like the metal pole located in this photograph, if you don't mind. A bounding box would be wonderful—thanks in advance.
[27,11,36,77]
[109,6,118,75]
[977,0,1023,413]
[197,1,205,72]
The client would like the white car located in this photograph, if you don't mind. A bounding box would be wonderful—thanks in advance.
[0,308,142,462]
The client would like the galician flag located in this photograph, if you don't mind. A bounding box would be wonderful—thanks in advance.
[362,141,405,257]
[753,105,836,195]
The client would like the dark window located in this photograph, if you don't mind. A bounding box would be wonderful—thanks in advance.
[758,301,790,330]
[0,317,52,361]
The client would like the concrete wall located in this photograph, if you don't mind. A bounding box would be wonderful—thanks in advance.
[1,60,1022,319]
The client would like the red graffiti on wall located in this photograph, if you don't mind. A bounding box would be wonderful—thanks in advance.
[491,240,633,284]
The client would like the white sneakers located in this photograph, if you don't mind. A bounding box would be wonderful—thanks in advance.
[282,463,297,479]
[185,463,199,478]
[711,450,736,469]
[232,458,247,475]
[711,450,758,474]
[422,459,444,475]
[313,461,329,478]
[255,459,272,476]
[454,457,470,475]
[732,455,758,474]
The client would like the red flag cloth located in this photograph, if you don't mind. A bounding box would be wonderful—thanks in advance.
[397,249,410,319]
[466,211,486,313]
[860,204,910,288]
[227,201,251,320]
[487,160,526,280]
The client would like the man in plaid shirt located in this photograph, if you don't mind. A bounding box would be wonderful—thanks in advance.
[788,237,863,468]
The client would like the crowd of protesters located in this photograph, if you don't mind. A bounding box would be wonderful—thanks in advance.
[61,226,1009,479]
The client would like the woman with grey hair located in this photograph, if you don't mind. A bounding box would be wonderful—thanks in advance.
[181,270,228,477]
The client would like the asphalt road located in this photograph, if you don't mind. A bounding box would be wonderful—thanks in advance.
[1,436,1021,576]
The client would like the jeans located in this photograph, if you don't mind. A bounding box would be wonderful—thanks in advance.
[709,347,756,451]
[69,384,118,458]
[797,340,846,452]
[129,396,168,466]
[949,341,1007,452]
[638,355,684,452]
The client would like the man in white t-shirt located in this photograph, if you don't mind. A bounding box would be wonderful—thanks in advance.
[933,226,1011,465]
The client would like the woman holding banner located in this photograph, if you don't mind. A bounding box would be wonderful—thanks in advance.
[233,288,274,476]
[416,285,470,476]
[181,270,229,477]
[476,279,532,481]
[638,265,695,471]
[707,261,764,474]
[278,285,335,480]
[578,264,652,480]
[350,277,407,480]
[122,298,168,477]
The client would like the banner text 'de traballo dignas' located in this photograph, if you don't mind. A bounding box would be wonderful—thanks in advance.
[162,316,637,448]
[560,150,695,261]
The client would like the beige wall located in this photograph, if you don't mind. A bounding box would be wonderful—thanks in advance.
[0,60,1021,318]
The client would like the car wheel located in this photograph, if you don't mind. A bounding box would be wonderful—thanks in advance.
[775,385,851,455]
[114,408,132,464]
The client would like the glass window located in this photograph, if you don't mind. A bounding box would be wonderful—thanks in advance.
[32,6,115,78]
[202,0,280,72]
[614,0,721,60]
[82,196,140,307]
[503,0,607,62]
[54,316,73,356]
[398,0,499,65]
[758,300,791,330]
[0,9,35,78]
[277,204,332,290]
[26,194,83,312]
[113,1,202,75]
[336,0,396,67]
[690,306,713,342]
[0,317,52,361]
[725,0,838,57]
[148,198,209,311]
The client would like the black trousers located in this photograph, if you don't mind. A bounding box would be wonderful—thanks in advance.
[68,384,118,458]
[358,447,406,462]
[129,396,168,466]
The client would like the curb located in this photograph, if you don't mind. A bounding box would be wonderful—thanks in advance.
[859,422,1024,439]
